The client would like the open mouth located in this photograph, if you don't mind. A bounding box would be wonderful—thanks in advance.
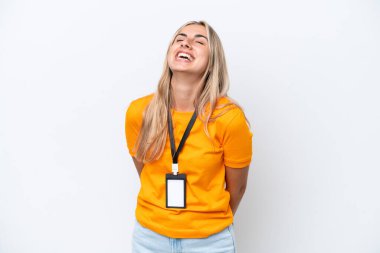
[176,52,193,62]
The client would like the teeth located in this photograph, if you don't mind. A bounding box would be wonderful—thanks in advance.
[178,52,192,61]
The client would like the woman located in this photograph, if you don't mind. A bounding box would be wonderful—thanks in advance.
[125,20,253,253]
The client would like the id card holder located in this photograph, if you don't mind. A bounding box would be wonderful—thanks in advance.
[166,173,186,208]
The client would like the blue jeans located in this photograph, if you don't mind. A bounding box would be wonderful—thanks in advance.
[132,219,237,253]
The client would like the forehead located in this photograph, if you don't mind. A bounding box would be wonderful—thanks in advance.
[178,24,207,37]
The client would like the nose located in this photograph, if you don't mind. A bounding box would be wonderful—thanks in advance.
[180,39,192,49]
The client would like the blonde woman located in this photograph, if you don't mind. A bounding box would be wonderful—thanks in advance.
[125,20,253,253]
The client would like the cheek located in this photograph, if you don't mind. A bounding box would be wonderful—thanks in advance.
[200,49,210,64]
[168,46,176,58]
[200,53,210,67]
[167,49,176,64]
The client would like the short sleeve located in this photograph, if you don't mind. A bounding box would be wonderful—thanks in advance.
[125,102,141,157]
[222,109,253,168]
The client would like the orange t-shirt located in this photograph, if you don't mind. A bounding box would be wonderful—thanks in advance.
[125,93,253,238]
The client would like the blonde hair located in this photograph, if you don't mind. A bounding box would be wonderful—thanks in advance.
[134,20,240,163]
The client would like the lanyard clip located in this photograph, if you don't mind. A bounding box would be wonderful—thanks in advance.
[172,163,179,175]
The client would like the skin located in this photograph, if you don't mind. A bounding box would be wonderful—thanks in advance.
[167,24,210,111]
[132,24,249,216]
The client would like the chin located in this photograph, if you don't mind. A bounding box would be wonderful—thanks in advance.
[169,62,206,76]
[171,68,200,75]
[170,65,191,72]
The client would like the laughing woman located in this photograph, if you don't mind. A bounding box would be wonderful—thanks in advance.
[125,20,253,253]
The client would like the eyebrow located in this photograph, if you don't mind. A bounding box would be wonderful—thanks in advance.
[175,33,208,41]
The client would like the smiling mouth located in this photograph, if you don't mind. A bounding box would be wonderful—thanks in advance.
[176,52,193,62]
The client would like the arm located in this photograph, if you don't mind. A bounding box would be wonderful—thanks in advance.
[132,156,144,178]
[225,165,249,215]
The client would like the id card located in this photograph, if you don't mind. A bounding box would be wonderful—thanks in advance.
[166,173,186,208]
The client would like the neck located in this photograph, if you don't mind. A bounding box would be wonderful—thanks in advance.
[170,72,203,112]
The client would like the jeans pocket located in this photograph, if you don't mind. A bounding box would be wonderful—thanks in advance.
[227,224,237,253]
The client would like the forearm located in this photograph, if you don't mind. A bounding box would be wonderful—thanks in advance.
[227,187,246,216]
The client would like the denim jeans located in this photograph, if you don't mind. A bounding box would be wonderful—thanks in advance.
[132,219,237,253]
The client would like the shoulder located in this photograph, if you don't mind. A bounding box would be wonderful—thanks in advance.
[212,96,246,123]
[211,96,251,139]
[128,93,154,111]
[126,93,154,123]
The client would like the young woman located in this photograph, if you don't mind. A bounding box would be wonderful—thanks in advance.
[125,20,253,253]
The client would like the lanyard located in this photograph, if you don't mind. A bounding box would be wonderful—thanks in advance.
[167,109,197,175]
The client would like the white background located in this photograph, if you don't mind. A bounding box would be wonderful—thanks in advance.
[1,0,379,252]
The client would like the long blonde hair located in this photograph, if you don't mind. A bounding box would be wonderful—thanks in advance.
[134,20,239,163]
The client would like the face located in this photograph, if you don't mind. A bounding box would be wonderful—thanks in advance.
[167,24,210,76]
